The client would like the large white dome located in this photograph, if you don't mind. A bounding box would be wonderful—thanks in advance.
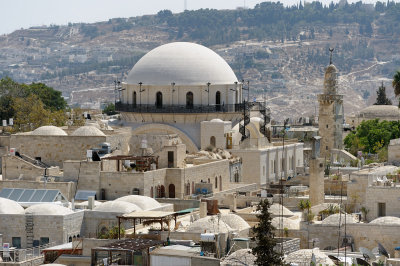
[126,42,238,85]
[114,195,161,210]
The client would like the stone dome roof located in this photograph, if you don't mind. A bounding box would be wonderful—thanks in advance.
[0,198,24,214]
[271,217,299,230]
[285,249,334,265]
[210,118,224,123]
[126,42,238,85]
[25,204,73,215]
[220,214,251,231]
[221,249,256,266]
[321,213,355,226]
[186,216,233,234]
[268,204,294,216]
[93,201,142,213]
[31,126,67,136]
[370,216,400,224]
[71,126,106,136]
[359,105,400,118]
[323,64,338,94]
[114,195,161,210]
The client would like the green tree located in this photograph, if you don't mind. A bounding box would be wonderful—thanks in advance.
[102,103,117,115]
[28,82,67,111]
[252,199,284,266]
[393,70,400,107]
[374,82,392,105]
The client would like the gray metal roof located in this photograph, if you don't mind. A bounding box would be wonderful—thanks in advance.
[0,188,66,203]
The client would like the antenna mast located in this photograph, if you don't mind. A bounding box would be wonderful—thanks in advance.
[184,0,187,11]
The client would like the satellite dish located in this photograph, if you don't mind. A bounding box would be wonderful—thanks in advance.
[356,257,371,266]
[328,255,340,265]
[360,247,376,261]
[371,247,379,254]
[378,243,389,258]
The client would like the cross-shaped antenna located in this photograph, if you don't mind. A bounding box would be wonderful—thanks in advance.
[329,47,334,65]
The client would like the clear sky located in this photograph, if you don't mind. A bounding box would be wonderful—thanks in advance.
[1,0,381,35]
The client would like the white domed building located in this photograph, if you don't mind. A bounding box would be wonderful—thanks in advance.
[0,202,83,249]
[117,42,245,152]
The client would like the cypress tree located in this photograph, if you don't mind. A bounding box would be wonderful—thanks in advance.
[374,82,392,105]
[252,199,285,266]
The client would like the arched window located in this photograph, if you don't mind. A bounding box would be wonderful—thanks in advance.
[208,178,210,183]
[186,183,190,196]
[133,91,137,107]
[150,186,153,198]
[216,91,221,111]
[210,136,216,147]
[168,184,175,198]
[186,91,193,109]
[192,181,195,194]
[219,175,222,191]
[156,185,161,198]
[156,91,163,108]
[215,177,218,189]
[160,185,165,197]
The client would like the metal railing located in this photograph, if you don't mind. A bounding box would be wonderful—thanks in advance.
[0,242,55,262]
[115,102,245,113]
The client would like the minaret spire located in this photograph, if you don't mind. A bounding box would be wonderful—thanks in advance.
[329,47,334,65]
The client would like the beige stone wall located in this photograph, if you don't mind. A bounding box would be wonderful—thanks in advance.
[200,120,231,150]
[2,155,59,181]
[0,212,84,249]
[156,144,186,168]
[10,135,107,167]
[0,180,76,201]
[232,143,303,185]
[365,186,400,221]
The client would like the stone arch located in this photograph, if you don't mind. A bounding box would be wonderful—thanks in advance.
[156,91,163,108]
[168,184,175,198]
[131,123,199,153]
[133,91,137,106]
[210,136,216,147]
[186,91,194,108]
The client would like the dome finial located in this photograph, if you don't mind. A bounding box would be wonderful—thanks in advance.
[329,47,334,65]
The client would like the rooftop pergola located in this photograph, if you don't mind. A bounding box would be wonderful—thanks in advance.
[117,211,178,239]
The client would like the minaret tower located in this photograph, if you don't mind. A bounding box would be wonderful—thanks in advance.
[318,48,344,159]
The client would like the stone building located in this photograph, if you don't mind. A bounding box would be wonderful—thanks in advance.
[318,63,344,159]
[0,199,83,249]
[347,105,400,129]
[116,42,304,185]
[0,125,131,168]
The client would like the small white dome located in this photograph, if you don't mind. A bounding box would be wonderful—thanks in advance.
[0,198,24,214]
[71,126,106,136]
[126,42,238,85]
[221,249,255,266]
[115,195,161,210]
[370,216,400,224]
[220,214,250,231]
[271,217,299,230]
[321,213,355,226]
[210,118,224,123]
[285,249,334,265]
[186,216,233,234]
[25,204,73,215]
[266,204,294,216]
[93,201,142,213]
[31,126,67,136]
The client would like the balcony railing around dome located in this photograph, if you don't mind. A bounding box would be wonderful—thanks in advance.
[115,102,245,113]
